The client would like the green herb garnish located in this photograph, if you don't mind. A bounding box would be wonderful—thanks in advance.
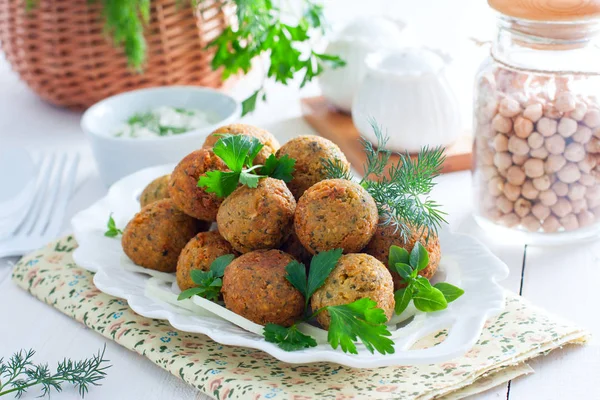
[198,135,295,197]
[104,214,123,238]
[390,243,464,315]
[265,249,394,355]
[177,254,235,302]
[0,346,110,398]
[323,120,447,241]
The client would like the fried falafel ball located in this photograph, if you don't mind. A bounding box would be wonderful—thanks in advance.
[176,231,237,291]
[280,229,312,265]
[221,249,304,326]
[202,123,280,165]
[276,135,350,199]
[294,179,378,254]
[217,177,296,253]
[169,148,228,221]
[363,222,441,290]
[122,199,208,272]
[311,253,394,329]
[140,174,171,208]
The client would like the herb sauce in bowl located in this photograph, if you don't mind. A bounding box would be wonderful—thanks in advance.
[114,106,218,138]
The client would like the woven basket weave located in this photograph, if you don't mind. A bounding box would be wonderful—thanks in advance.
[0,0,227,110]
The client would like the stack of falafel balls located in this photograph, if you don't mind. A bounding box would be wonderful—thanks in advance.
[123,124,441,331]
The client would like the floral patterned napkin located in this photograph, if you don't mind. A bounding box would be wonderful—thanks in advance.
[12,236,588,400]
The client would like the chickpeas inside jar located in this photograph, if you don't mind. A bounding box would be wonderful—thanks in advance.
[473,1,600,241]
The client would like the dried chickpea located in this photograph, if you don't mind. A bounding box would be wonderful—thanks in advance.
[537,117,558,137]
[580,173,596,187]
[555,92,576,112]
[539,189,558,206]
[532,175,551,191]
[499,213,520,227]
[557,117,578,138]
[523,158,544,178]
[522,180,540,200]
[498,97,522,117]
[514,117,534,138]
[544,134,566,155]
[578,155,597,173]
[532,203,551,221]
[571,198,588,214]
[506,166,526,185]
[485,208,503,221]
[494,152,513,170]
[514,198,531,217]
[542,215,561,233]
[487,176,504,196]
[552,181,569,197]
[508,136,530,156]
[551,198,573,218]
[521,215,541,232]
[523,103,543,122]
[512,154,529,166]
[572,126,593,143]
[583,108,600,128]
[496,196,514,214]
[560,214,579,231]
[564,142,586,163]
[569,101,587,121]
[544,105,563,119]
[544,155,567,174]
[527,131,544,149]
[586,186,600,201]
[493,134,509,152]
[492,114,513,133]
[577,210,595,227]
[568,183,586,201]
[530,147,549,160]
[479,148,495,166]
[557,163,581,184]
[585,138,600,153]
[503,183,521,201]
[481,165,498,180]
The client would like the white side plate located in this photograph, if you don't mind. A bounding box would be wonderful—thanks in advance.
[72,164,509,368]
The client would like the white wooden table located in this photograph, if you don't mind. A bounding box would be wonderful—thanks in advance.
[1,1,598,399]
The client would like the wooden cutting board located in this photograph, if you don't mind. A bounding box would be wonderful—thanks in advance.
[300,96,473,174]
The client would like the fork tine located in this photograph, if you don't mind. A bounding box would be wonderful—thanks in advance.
[16,153,56,236]
[44,153,80,238]
[33,153,67,236]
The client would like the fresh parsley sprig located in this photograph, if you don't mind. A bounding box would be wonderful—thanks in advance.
[104,214,123,238]
[198,134,295,197]
[0,346,110,398]
[178,254,235,302]
[391,243,464,315]
[264,248,395,355]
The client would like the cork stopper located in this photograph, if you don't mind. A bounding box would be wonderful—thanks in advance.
[488,0,600,21]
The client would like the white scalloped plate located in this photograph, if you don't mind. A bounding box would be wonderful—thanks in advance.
[71,164,509,368]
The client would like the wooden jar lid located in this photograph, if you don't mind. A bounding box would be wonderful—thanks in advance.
[488,0,600,21]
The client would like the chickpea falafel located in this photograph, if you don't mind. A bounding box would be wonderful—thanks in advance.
[311,253,395,329]
[176,231,237,291]
[202,123,280,165]
[221,250,304,326]
[140,174,170,208]
[276,135,350,199]
[280,228,312,265]
[169,148,228,221]
[363,222,441,290]
[217,177,296,253]
[294,179,378,254]
[122,199,207,272]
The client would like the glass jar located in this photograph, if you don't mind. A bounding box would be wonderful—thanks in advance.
[473,3,600,243]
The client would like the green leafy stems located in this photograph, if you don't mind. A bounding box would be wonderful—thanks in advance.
[198,134,295,197]
[264,248,395,355]
[0,346,110,398]
[104,214,123,238]
[178,254,235,302]
[323,119,448,242]
[390,243,464,315]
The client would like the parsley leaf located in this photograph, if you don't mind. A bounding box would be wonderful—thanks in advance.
[198,170,240,198]
[261,154,296,182]
[326,298,395,355]
[213,134,264,171]
[239,170,262,188]
[285,260,308,299]
[264,323,317,351]
[177,254,234,302]
[104,214,123,237]
[307,248,343,302]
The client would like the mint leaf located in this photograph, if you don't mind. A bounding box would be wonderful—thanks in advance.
[327,298,394,355]
[388,245,409,268]
[178,287,205,300]
[412,287,447,312]
[190,269,215,286]
[409,242,429,272]
[239,170,262,188]
[104,214,123,238]
[210,254,235,277]
[307,248,343,300]
[264,323,317,351]
[394,287,413,315]
[212,134,264,170]
[434,282,464,303]
[285,260,308,299]
[394,263,413,282]
[413,276,433,291]
[261,154,296,182]
[198,170,240,197]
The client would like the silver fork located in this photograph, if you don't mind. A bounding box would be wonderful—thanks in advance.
[0,152,80,258]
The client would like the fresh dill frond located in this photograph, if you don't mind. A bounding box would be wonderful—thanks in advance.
[321,158,354,181]
[360,119,392,181]
[0,346,110,398]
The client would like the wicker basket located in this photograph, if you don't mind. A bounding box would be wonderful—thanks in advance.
[0,0,227,110]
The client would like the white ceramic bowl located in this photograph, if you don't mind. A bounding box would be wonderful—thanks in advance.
[81,86,241,186]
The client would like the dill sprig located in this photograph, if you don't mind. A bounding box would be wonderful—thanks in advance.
[0,346,110,398]
[323,119,447,240]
